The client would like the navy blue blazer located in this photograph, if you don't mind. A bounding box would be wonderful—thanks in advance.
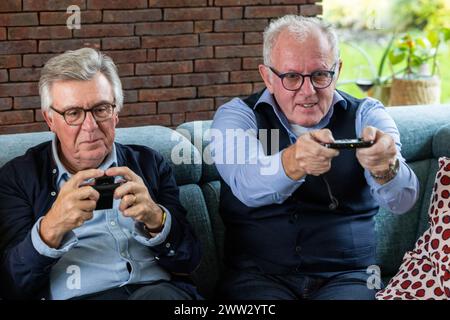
[0,141,201,299]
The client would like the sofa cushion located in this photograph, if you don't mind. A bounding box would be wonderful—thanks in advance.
[176,121,218,183]
[433,124,450,159]
[386,105,450,162]
[116,125,202,185]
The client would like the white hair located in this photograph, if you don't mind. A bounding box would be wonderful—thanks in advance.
[39,47,123,112]
[263,15,340,66]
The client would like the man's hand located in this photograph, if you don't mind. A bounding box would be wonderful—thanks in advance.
[105,167,164,235]
[282,129,340,180]
[356,126,397,184]
[40,169,104,248]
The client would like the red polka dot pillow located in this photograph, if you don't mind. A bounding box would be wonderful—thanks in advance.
[376,157,450,300]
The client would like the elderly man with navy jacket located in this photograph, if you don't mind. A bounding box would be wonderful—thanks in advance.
[0,48,201,300]
[211,15,419,300]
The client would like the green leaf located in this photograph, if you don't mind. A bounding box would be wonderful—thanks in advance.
[388,48,406,65]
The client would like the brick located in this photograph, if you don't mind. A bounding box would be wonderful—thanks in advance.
[103,49,147,64]
[8,26,72,40]
[14,96,41,109]
[0,13,38,26]
[120,102,156,116]
[136,61,193,75]
[158,98,214,114]
[139,87,196,102]
[149,0,207,7]
[0,97,12,110]
[23,0,86,11]
[157,47,213,62]
[40,11,102,25]
[0,82,38,97]
[253,82,266,92]
[87,0,147,9]
[0,27,5,40]
[223,7,243,19]
[230,70,262,83]
[102,37,140,50]
[215,96,234,108]
[0,0,21,12]
[74,24,134,38]
[142,35,198,48]
[300,4,322,16]
[103,9,161,22]
[23,54,58,67]
[0,40,37,55]
[164,8,220,21]
[116,64,134,77]
[185,111,215,122]
[271,0,312,3]
[244,32,263,44]
[117,114,171,128]
[123,90,138,103]
[39,39,100,53]
[0,110,34,125]
[147,49,156,61]
[215,0,269,5]
[9,68,41,82]
[215,19,268,32]
[199,33,243,46]
[173,72,228,87]
[0,70,7,82]
[198,83,252,97]
[195,58,241,72]
[0,122,49,134]
[194,21,213,33]
[121,75,171,90]
[35,110,45,122]
[171,113,185,126]
[0,55,21,68]
[243,57,264,69]
[244,5,298,18]
[136,22,193,35]
[215,44,262,58]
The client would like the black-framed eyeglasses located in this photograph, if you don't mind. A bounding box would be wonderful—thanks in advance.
[50,103,116,126]
[267,63,337,91]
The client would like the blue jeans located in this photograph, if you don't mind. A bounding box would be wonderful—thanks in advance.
[217,267,381,300]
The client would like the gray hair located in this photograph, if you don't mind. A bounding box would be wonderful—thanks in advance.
[263,15,340,66]
[39,47,123,112]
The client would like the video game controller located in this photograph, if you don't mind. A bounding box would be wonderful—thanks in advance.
[322,138,374,149]
[92,176,122,210]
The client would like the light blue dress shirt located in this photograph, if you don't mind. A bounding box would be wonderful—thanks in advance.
[31,136,172,300]
[211,89,419,214]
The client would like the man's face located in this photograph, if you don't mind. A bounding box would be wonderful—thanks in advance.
[43,73,119,172]
[259,30,341,127]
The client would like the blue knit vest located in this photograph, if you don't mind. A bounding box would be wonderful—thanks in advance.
[219,90,379,274]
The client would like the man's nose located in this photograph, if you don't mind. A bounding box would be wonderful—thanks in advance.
[298,76,316,95]
[81,110,99,130]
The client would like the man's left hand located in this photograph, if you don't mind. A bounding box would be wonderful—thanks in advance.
[105,167,164,232]
[356,126,397,183]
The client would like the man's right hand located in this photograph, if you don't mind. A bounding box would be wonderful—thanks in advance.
[281,129,340,180]
[39,169,104,248]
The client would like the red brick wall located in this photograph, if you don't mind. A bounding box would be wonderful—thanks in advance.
[0,0,321,134]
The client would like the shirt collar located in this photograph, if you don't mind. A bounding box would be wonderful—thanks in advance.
[51,136,117,185]
[254,89,347,139]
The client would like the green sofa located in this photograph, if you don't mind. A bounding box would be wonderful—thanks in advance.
[0,104,449,299]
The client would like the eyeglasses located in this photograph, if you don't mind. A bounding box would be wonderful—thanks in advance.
[50,103,116,126]
[267,63,337,91]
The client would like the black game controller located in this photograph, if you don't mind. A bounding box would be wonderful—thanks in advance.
[92,176,122,210]
[322,138,374,149]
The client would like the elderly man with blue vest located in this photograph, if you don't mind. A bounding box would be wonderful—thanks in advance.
[0,48,201,300]
[211,15,419,300]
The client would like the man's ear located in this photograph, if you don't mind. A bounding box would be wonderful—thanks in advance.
[114,112,119,126]
[258,64,274,94]
[42,110,56,132]
[337,59,343,79]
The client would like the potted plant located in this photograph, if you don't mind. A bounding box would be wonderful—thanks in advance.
[387,28,450,106]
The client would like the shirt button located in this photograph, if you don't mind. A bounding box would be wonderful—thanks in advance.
[295,265,302,273]
[50,191,56,197]
[110,221,116,226]
[52,169,57,174]
[165,242,171,248]
[168,250,175,256]
[296,246,302,253]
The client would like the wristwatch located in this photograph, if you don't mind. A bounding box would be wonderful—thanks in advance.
[144,208,167,234]
[370,158,400,182]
